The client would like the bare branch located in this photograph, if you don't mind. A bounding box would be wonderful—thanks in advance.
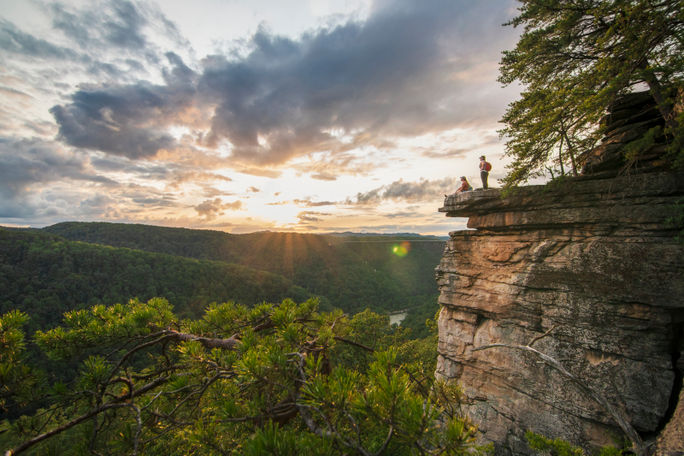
[161,329,241,350]
[333,336,374,352]
[527,325,557,347]
[472,343,646,456]
[372,425,394,456]
[5,377,168,456]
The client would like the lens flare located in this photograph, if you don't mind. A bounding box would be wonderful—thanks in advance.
[391,241,411,257]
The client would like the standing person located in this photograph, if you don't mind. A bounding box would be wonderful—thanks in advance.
[479,155,491,189]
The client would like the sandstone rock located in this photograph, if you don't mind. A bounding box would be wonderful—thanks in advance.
[582,91,666,175]
[436,171,684,455]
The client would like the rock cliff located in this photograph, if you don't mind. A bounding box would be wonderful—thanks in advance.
[435,171,684,454]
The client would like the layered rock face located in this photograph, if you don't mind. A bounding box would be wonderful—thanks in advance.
[435,171,684,454]
[582,92,667,174]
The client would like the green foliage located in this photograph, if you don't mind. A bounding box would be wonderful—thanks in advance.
[0,299,484,456]
[0,228,310,331]
[42,222,445,315]
[499,0,684,187]
[243,421,334,456]
[526,431,584,456]
[525,431,627,456]
[0,311,43,412]
[666,197,684,243]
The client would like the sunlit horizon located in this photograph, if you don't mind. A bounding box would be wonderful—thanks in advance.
[0,0,520,236]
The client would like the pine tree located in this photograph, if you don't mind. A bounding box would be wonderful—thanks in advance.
[0,299,489,455]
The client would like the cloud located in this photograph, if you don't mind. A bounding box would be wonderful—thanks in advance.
[50,54,199,159]
[195,0,516,166]
[267,198,336,207]
[0,137,121,218]
[0,86,33,100]
[350,177,457,204]
[2,1,189,89]
[50,1,146,50]
[50,0,187,53]
[0,138,109,197]
[421,147,470,159]
[297,211,332,222]
[294,199,336,207]
[0,20,80,60]
[311,172,338,181]
[47,0,516,172]
[194,198,242,220]
[0,0,516,232]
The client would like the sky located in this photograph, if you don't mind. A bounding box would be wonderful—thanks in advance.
[0,0,521,235]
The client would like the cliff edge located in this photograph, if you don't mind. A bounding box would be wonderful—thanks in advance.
[435,171,684,454]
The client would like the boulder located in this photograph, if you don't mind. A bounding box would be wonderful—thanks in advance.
[582,91,666,175]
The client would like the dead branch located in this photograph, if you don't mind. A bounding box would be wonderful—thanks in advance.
[472,342,646,456]
[160,329,241,350]
[5,377,168,456]
[528,324,557,347]
[333,336,374,352]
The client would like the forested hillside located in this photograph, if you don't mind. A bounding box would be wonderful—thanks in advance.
[44,222,445,317]
[2,223,444,336]
[0,228,309,331]
[0,227,452,454]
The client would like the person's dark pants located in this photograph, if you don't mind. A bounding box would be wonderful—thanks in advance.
[481,171,489,189]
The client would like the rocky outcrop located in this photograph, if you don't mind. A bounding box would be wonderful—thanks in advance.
[581,91,668,175]
[435,171,684,454]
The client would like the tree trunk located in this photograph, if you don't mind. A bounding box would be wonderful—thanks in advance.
[642,66,678,131]
[561,129,579,176]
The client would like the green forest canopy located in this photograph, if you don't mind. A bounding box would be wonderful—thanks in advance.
[1,224,444,337]
[0,298,486,456]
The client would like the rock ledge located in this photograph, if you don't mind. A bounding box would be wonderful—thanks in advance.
[435,171,684,455]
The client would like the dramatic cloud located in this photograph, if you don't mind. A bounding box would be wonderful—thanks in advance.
[0,0,518,234]
[0,138,108,197]
[50,53,199,158]
[351,177,457,204]
[195,0,516,166]
[47,0,516,169]
[194,198,242,220]
[0,137,118,218]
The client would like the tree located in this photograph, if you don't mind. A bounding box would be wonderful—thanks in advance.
[0,299,489,456]
[499,0,684,187]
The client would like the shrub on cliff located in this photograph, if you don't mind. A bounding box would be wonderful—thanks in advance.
[499,0,683,187]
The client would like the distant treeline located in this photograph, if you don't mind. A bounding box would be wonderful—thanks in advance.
[2,223,444,336]
[44,222,444,313]
[0,228,308,331]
